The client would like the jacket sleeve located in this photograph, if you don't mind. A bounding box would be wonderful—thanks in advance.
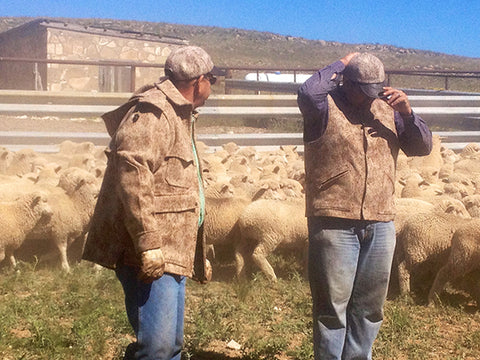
[395,111,433,156]
[297,60,345,142]
[113,102,173,254]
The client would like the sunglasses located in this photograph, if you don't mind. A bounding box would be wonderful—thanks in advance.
[204,72,217,85]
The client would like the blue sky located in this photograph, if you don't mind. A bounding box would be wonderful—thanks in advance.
[2,0,479,58]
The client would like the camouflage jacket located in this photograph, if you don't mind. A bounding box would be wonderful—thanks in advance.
[82,78,209,282]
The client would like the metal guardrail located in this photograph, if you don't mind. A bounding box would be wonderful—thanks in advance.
[0,93,479,117]
[0,91,479,152]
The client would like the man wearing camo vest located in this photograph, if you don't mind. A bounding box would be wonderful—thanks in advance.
[297,52,432,359]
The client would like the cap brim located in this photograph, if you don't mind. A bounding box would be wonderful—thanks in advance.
[210,66,226,77]
[358,82,385,98]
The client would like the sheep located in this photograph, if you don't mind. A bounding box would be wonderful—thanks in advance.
[234,198,307,282]
[454,157,480,176]
[67,153,97,173]
[428,219,480,305]
[438,162,454,180]
[432,197,471,219]
[0,192,53,267]
[459,143,480,158]
[203,181,293,263]
[204,195,252,262]
[4,149,43,176]
[395,204,471,297]
[394,197,434,235]
[408,134,443,171]
[31,163,62,187]
[24,167,100,271]
[399,172,443,202]
[0,175,42,201]
[58,140,96,155]
[0,147,13,174]
[463,194,480,218]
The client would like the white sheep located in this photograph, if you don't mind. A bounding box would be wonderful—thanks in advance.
[204,195,252,262]
[395,204,471,297]
[428,218,480,305]
[463,194,480,218]
[4,149,43,177]
[394,197,434,236]
[0,148,13,174]
[0,192,53,267]
[58,140,96,155]
[24,167,100,271]
[234,198,307,282]
[407,134,443,171]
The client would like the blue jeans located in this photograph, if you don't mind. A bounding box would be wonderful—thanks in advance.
[116,264,186,360]
[307,217,396,360]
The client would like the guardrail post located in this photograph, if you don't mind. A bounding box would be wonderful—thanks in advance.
[445,76,449,90]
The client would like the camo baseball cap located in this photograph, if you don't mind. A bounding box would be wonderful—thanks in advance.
[165,45,217,81]
[343,53,386,98]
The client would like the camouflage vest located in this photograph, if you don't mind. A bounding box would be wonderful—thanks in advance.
[304,92,399,221]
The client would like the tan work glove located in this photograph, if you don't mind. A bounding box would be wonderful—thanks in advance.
[138,248,165,283]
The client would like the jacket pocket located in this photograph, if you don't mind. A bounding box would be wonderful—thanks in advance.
[164,155,195,189]
[154,193,198,214]
[316,167,350,191]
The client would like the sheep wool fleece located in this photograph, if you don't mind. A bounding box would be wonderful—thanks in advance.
[83,79,208,282]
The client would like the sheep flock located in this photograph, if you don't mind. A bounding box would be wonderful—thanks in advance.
[3,135,480,307]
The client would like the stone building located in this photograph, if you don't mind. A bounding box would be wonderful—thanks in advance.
[0,18,189,92]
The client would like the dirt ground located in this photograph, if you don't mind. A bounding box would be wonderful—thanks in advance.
[0,115,267,134]
[0,115,107,133]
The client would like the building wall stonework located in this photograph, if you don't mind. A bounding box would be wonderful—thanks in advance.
[46,28,179,92]
[0,23,47,90]
[0,19,188,92]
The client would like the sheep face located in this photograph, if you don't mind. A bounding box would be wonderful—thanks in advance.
[30,194,54,223]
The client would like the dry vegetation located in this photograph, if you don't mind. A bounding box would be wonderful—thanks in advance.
[2,16,480,360]
[2,261,480,360]
[2,16,480,71]
[2,16,480,93]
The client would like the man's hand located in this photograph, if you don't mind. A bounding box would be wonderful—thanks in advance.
[340,52,359,66]
[138,248,166,283]
[381,86,413,117]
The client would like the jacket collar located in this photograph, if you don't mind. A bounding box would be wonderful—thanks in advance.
[102,78,194,137]
[156,77,193,110]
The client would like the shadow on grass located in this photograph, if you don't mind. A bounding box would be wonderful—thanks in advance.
[186,351,243,360]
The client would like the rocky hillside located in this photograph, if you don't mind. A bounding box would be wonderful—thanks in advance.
[1,16,480,72]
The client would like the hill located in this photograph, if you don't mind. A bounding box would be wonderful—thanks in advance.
[1,16,480,72]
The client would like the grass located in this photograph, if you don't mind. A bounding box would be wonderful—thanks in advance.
[2,259,480,359]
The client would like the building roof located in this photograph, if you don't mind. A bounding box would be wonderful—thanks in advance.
[0,18,189,46]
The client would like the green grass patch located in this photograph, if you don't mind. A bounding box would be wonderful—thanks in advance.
[2,261,480,359]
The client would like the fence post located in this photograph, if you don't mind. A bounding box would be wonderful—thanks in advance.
[34,62,43,91]
[130,65,136,92]
[445,76,449,90]
[224,69,233,94]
